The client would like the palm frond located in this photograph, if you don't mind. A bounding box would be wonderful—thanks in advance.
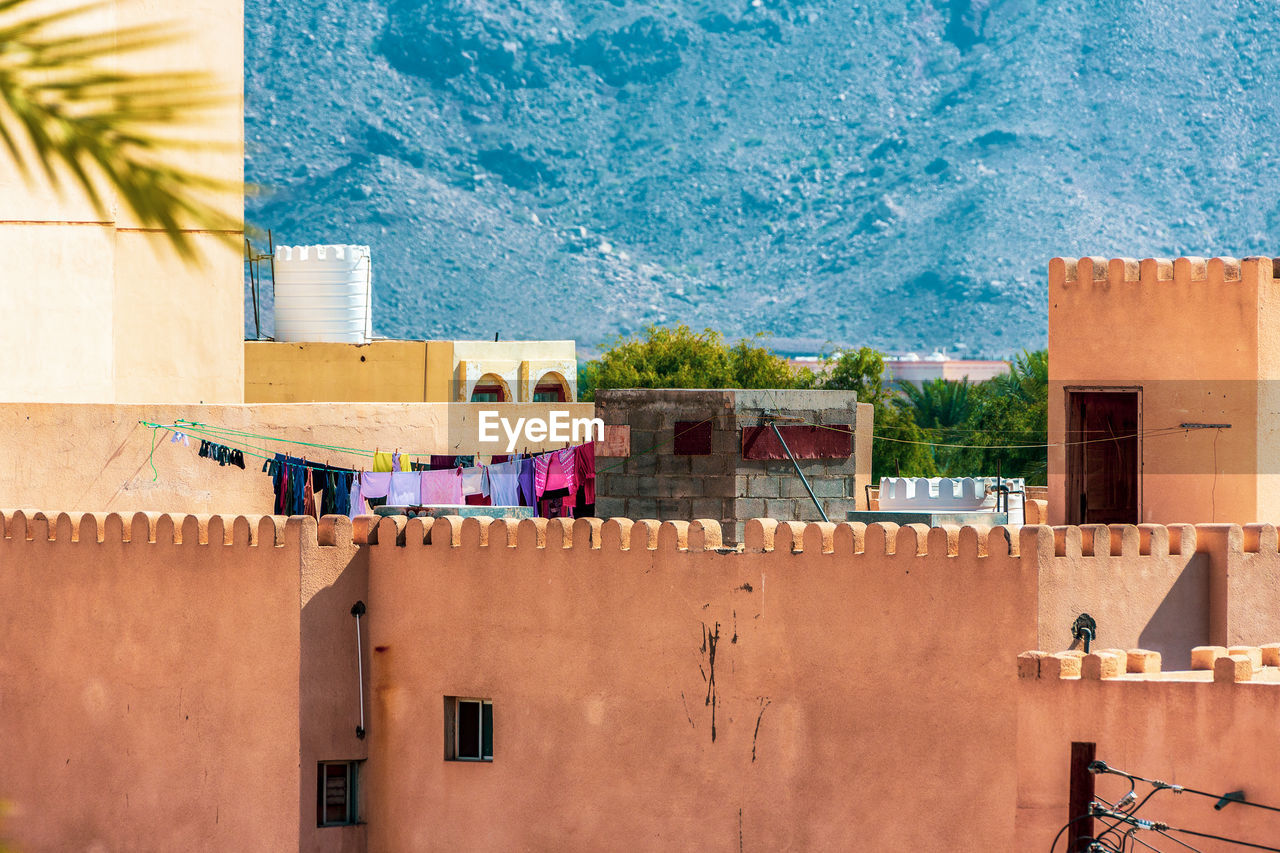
[0,0,243,261]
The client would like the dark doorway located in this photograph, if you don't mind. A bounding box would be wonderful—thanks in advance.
[1067,390,1140,525]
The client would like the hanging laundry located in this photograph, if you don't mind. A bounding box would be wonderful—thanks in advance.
[349,475,365,519]
[303,467,317,518]
[574,442,596,518]
[482,459,522,507]
[361,472,392,499]
[373,451,394,473]
[420,468,463,504]
[517,457,537,507]
[389,471,421,505]
[534,450,577,499]
[460,466,484,497]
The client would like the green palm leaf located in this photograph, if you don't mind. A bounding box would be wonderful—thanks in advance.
[0,0,243,260]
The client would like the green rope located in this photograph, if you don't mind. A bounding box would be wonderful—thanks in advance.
[147,423,160,481]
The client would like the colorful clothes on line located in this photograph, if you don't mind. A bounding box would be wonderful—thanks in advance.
[199,440,245,469]
[361,472,392,499]
[349,476,364,519]
[389,471,421,505]
[421,468,463,504]
[534,448,578,499]
[372,451,395,472]
[575,441,596,504]
[516,457,535,507]
[461,466,484,496]
[483,459,522,507]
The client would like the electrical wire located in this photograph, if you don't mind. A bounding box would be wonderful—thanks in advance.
[1099,764,1280,816]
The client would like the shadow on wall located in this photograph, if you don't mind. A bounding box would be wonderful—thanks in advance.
[1138,554,1210,671]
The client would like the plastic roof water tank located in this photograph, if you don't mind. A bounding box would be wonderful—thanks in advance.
[273,245,372,343]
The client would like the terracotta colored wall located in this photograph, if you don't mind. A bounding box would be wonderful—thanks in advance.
[0,510,368,853]
[1047,256,1280,526]
[0,0,244,405]
[1016,660,1280,851]
[363,516,1040,851]
[1036,522,1280,668]
[299,517,368,853]
[0,402,596,516]
[0,510,304,852]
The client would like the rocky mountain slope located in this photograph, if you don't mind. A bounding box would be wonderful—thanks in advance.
[245,0,1280,356]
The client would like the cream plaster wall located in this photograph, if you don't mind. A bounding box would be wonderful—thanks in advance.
[0,0,244,405]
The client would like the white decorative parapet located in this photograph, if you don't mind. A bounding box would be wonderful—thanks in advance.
[878,477,1025,519]
[273,244,373,343]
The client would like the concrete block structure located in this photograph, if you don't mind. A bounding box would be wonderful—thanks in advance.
[592,389,873,543]
[1048,255,1280,526]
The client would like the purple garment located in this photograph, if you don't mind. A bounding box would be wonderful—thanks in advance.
[517,457,536,507]
[361,472,392,499]
[389,471,421,505]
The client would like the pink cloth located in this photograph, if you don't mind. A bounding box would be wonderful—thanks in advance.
[534,449,578,498]
[420,468,463,504]
[360,472,392,499]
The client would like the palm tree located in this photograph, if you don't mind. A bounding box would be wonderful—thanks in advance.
[896,377,978,432]
[0,0,241,260]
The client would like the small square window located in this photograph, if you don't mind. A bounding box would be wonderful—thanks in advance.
[674,420,713,455]
[445,697,493,761]
[316,761,360,826]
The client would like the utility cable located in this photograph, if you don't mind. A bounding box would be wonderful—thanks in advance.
[1094,762,1280,816]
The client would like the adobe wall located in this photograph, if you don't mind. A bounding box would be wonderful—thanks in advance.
[0,401,596,516]
[0,0,244,405]
[0,510,304,852]
[1036,522,1280,668]
[1047,256,1280,526]
[300,517,368,853]
[363,516,1039,851]
[1016,653,1280,852]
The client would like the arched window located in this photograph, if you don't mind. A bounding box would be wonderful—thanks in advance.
[470,373,509,402]
[532,371,570,403]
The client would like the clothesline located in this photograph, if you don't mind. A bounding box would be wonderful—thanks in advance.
[142,420,600,521]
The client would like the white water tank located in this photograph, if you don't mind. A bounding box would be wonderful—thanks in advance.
[272,245,372,343]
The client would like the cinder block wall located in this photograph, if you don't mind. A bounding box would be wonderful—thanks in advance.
[594,389,872,543]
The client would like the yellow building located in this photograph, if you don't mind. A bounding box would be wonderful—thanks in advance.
[243,339,578,403]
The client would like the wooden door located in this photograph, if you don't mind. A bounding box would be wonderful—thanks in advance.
[1067,391,1139,525]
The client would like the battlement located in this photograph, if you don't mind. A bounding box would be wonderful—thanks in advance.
[8,510,1277,562]
[355,515,1038,558]
[1047,255,1280,288]
[1019,643,1280,684]
[0,508,357,549]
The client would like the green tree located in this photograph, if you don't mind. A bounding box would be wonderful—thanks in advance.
[950,350,1049,483]
[813,348,936,480]
[895,377,980,473]
[580,325,808,400]
[0,0,241,259]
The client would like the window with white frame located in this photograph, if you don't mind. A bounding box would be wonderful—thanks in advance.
[445,697,493,761]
